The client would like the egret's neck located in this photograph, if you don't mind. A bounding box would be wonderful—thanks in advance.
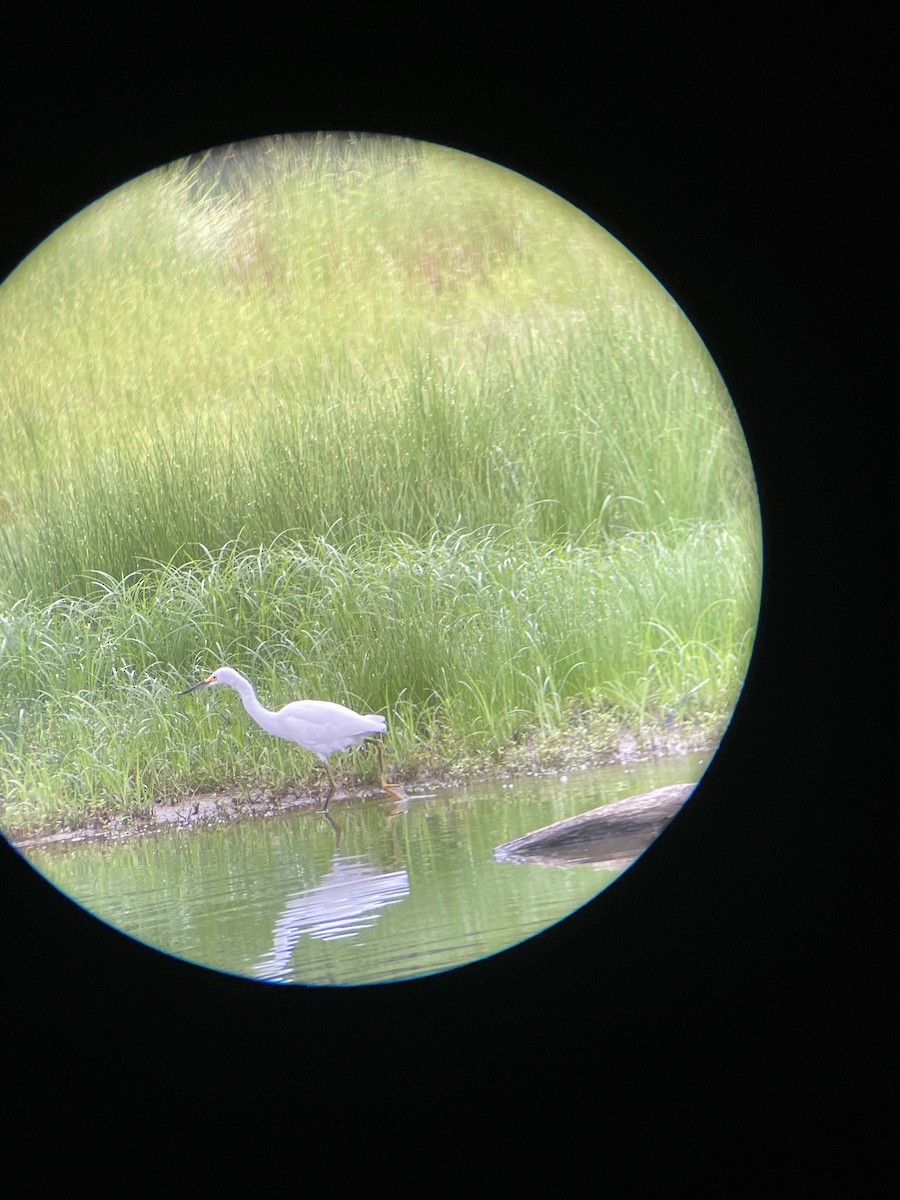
[232,678,279,734]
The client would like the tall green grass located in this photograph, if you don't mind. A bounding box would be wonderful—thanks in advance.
[0,134,751,599]
[0,134,762,833]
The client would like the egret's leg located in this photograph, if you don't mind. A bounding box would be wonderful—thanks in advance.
[321,761,337,812]
[373,738,403,802]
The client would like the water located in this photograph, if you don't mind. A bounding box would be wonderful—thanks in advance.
[17,753,707,986]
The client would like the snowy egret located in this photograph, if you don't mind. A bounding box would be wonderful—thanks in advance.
[180,666,402,811]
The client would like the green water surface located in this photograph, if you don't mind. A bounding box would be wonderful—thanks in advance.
[19,753,707,986]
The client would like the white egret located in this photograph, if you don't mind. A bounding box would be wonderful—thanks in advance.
[180,666,402,811]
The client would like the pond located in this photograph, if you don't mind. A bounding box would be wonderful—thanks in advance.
[16,752,708,986]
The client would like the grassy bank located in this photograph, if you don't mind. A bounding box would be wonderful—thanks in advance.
[0,134,761,836]
[0,525,757,834]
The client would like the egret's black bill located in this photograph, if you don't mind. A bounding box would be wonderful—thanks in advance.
[180,679,212,695]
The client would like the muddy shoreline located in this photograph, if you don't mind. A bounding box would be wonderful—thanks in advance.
[11,781,388,850]
[6,728,716,850]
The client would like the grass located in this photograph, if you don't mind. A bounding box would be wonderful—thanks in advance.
[0,134,762,835]
[0,526,758,833]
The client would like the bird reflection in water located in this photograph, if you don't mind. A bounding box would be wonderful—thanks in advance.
[254,846,410,982]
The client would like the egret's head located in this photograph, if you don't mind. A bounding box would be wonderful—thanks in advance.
[179,666,239,695]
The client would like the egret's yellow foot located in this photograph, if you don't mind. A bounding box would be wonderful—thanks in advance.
[374,739,404,802]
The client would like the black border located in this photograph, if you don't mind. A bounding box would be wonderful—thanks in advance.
[1,9,882,1184]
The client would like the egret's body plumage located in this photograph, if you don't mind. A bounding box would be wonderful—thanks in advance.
[180,666,399,810]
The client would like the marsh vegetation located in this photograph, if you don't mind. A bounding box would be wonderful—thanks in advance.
[0,134,760,835]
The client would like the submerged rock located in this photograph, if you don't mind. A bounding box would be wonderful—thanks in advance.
[493,782,694,870]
